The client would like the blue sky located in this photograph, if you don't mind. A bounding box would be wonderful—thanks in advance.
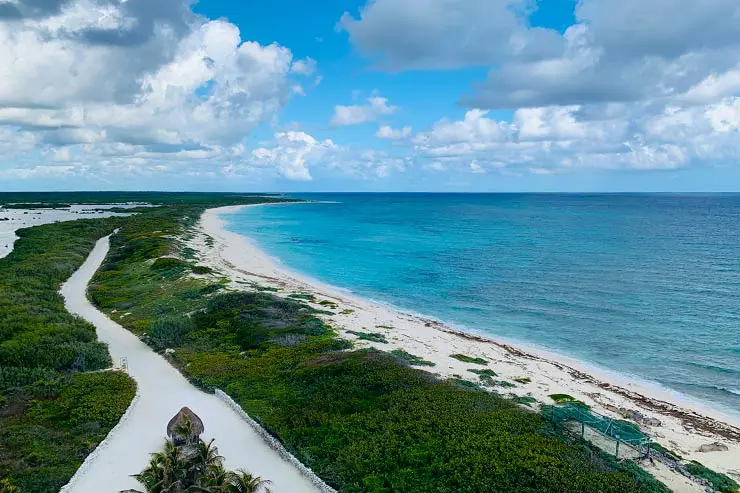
[0,0,739,191]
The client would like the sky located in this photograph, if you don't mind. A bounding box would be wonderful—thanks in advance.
[0,0,739,192]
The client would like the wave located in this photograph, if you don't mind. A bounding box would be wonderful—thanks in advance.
[684,361,740,376]
[666,381,740,398]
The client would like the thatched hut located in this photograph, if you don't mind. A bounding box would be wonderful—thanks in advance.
[167,407,204,446]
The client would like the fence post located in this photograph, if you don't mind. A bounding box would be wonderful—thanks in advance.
[615,440,620,460]
[581,421,585,438]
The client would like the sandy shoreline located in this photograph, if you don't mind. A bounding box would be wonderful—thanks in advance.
[195,204,740,492]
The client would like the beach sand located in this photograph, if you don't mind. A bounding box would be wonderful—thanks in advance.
[196,204,740,493]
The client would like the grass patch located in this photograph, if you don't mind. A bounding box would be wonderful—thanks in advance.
[513,396,538,407]
[346,331,388,344]
[514,377,532,384]
[468,368,497,377]
[390,349,436,367]
[318,300,339,309]
[549,393,590,409]
[650,442,683,460]
[288,293,315,302]
[340,309,355,315]
[686,461,739,493]
[450,353,488,365]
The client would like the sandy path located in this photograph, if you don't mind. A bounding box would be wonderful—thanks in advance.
[60,235,319,493]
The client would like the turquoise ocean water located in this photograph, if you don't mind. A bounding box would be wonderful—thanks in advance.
[224,194,740,415]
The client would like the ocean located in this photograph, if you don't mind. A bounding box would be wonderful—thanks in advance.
[223,193,740,415]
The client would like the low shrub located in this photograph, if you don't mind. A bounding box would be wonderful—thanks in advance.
[390,349,436,367]
[451,353,488,365]
[686,461,739,493]
[347,331,388,344]
[148,317,194,350]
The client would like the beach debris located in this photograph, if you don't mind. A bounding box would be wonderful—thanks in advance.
[616,407,662,427]
[167,407,204,446]
[697,442,729,453]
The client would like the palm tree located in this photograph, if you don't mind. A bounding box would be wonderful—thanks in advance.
[190,438,225,478]
[132,439,189,493]
[131,437,270,493]
[225,470,272,493]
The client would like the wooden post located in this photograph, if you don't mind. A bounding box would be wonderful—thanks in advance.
[581,422,585,438]
[615,440,620,459]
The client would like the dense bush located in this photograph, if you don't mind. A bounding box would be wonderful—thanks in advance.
[0,372,135,492]
[148,317,195,350]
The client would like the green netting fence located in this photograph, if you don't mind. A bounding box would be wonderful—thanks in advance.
[548,403,652,459]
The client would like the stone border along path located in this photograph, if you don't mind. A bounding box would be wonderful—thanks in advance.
[59,235,322,493]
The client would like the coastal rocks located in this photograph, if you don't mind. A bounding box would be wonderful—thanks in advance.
[698,442,729,453]
[618,407,662,427]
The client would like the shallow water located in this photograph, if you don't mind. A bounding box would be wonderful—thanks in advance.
[225,193,740,414]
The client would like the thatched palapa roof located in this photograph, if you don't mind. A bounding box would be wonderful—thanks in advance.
[167,407,204,445]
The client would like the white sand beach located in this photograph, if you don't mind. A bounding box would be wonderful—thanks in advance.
[60,235,321,493]
[196,204,740,493]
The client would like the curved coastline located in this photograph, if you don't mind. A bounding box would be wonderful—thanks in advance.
[195,203,740,489]
[212,203,740,428]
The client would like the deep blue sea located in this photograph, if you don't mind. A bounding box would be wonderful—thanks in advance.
[224,194,740,415]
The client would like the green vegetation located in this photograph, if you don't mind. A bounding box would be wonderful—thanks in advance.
[468,368,497,377]
[450,353,488,365]
[346,331,388,344]
[389,349,436,367]
[514,377,532,384]
[132,428,270,493]
[650,442,683,460]
[0,370,135,492]
[288,293,315,301]
[85,199,669,492]
[0,192,291,492]
[548,393,590,408]
[686,461,739,493]
[513,396,538,407]
[0,191,667,493]
[0,215,139,492]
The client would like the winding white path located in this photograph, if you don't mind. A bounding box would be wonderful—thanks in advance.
[61,235,319,493]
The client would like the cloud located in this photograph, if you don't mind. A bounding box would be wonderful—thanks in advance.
[331,96,397,127]
[243,130,409,181]
[375,125,412,139]
[467,0,740,109]
[344,0,740,110]
[250,131,337,181]
[339,0,561,70]
[0,0,317,183]
[411,97,740,175]
[291,57,317,75]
